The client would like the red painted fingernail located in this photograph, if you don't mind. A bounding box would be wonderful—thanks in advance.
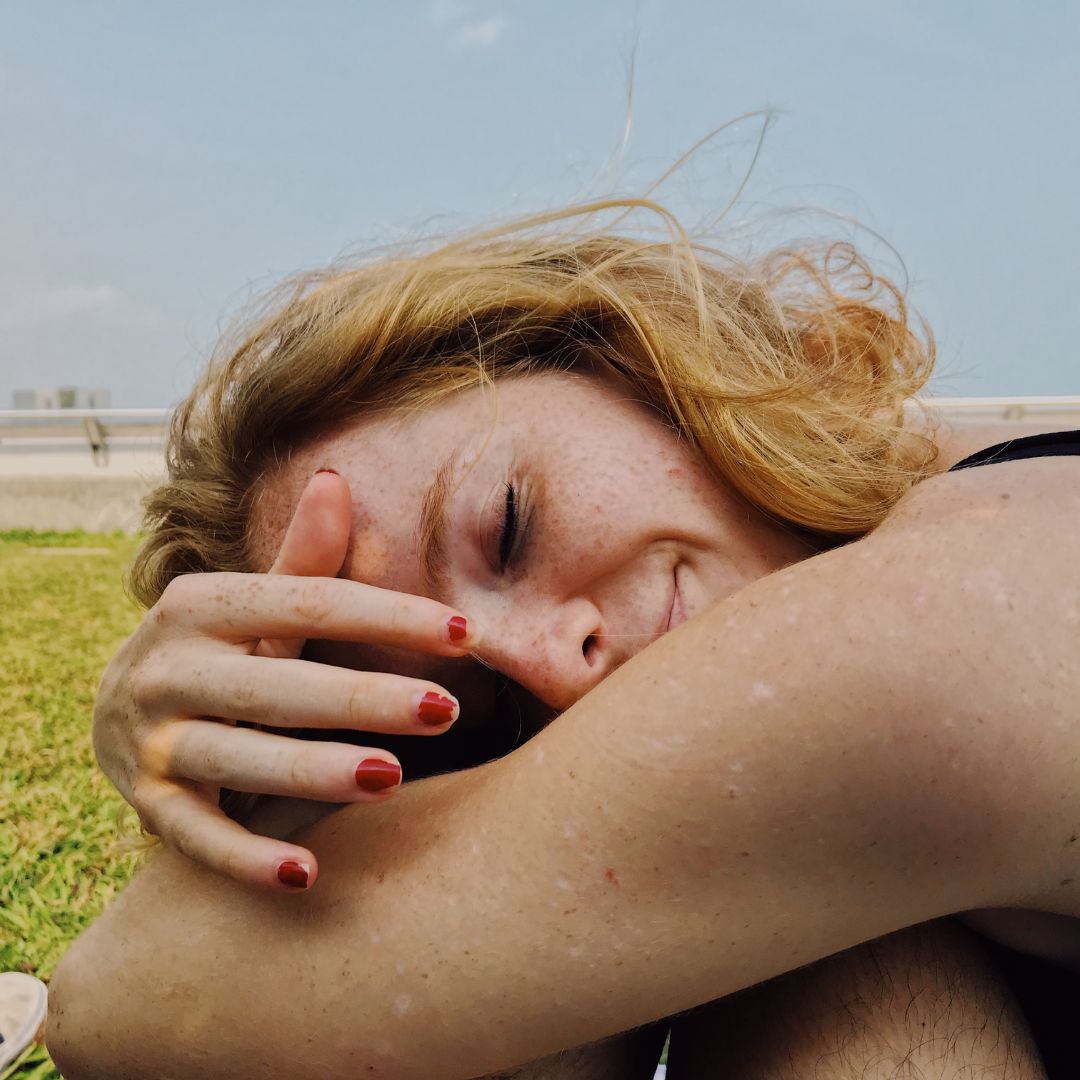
[447,615,468,643]
[277,860,309,889]
[355,758,402,792]
[418,691,458,726]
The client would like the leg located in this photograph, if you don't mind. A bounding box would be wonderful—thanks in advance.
[668,917,1046,1079]
[476,1021,668,1080]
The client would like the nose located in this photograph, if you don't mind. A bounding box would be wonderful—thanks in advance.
[472,595,611,713]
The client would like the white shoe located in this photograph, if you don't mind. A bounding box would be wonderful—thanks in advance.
[0,973,48,1071]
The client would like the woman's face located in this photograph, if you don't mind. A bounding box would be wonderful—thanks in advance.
[255,372,818,723]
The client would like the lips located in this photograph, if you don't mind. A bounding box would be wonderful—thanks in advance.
[662,567,687,636]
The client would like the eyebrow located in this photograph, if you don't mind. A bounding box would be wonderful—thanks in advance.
[417,451,460,597]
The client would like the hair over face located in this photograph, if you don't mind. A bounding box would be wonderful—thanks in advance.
[129,198,938,608]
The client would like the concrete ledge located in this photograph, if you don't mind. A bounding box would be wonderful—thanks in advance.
[0,474,163,532]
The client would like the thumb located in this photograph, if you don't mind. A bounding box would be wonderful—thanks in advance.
[258,468,353,660]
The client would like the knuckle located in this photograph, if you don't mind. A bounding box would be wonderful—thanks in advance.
[158,573,203,613]
[341,680,371,729]
[168,819,199,861]
[216,842,244,882]
[286,748,320,795]
[137,723,175,776]
[130,658,172,708]
[384,596,418,639]
[129,781,160,833]
[226,679,258,715]
[290,581,336,627]
[193,745,231,786]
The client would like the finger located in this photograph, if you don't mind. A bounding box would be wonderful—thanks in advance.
[160,720,406,801]
[260,470,353,661]
[174,573,479,653]
[161,655,461,733]
[269,470,352,578]
[140,781,322,892]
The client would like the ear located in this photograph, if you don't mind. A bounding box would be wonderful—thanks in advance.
[268,470,352,578]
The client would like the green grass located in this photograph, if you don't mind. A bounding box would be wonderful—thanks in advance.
[0,531,146,1079]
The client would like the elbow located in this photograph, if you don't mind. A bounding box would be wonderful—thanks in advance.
[46,932,131,1080]
[46,946,96,1080]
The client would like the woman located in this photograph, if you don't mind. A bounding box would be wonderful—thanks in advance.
[48,200,1080,1078]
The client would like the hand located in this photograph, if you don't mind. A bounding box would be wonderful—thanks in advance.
[92,470,478,891]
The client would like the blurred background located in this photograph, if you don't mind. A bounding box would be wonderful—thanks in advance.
[1,0,1078,410]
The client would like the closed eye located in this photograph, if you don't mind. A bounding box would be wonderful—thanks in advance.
[498,481,518,570]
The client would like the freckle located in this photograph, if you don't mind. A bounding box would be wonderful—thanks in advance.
[668,467,683,478]
[604,867,619,885]
[740,851,750,857]
[728,785,739,798]
[1062,878,1074,886]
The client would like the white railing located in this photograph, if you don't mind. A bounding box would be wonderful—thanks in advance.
[0,408,170,466]
[1,398,1078,466]
[916,396,1080,423]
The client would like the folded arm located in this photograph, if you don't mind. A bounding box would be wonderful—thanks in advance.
[48,464,1079,1080]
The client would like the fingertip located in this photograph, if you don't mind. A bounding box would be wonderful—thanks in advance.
[417,691,459,728]
[275,853,318,891]
[354,757,403,794]
[445,614,481,649]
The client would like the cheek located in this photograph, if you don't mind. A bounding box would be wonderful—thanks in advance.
[344,528,401,586]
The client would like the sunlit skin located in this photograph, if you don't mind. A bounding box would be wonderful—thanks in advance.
[249,372,824,738]
[47,366,1080,1077]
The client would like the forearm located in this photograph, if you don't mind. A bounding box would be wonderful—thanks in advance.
[50,530,1021,1079]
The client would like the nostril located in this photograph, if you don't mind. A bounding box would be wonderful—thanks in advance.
[582,634,598,662]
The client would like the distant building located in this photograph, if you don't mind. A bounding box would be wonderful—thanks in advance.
[12,387,111,410]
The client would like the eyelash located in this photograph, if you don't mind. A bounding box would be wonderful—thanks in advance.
[497,481,519,570]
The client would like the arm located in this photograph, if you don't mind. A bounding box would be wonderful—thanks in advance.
[49,463,1080,1080]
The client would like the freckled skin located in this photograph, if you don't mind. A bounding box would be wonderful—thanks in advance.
[250,373,820,718]
[51,410,1080,1077]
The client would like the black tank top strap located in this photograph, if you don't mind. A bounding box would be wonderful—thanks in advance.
[947,429,1080,472]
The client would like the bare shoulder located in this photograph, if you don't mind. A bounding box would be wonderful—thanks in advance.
[885,441,1080,529]
[845,450,1080,916]
[851,440,1079,609]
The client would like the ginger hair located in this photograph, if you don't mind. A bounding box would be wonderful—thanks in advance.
[129,198,938,607]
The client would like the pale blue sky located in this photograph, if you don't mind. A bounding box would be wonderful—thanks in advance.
[1,0,1077,406]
